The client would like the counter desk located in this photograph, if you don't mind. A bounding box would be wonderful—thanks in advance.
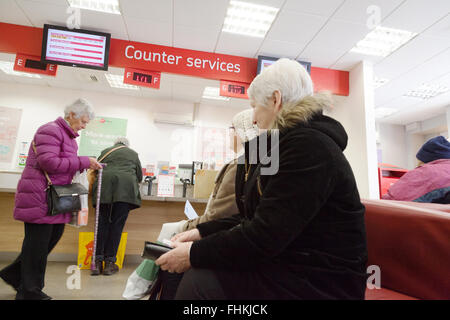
[0,190,208,263]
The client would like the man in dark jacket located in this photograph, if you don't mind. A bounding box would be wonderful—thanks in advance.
[91,137,143,276]
[156,59,368,299]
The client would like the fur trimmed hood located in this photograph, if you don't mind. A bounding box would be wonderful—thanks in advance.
[271,92,333,131]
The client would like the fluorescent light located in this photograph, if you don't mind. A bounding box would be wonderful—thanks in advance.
[375,107,397,119]
[202,87,230,101]
[350,26,417,57]
[0,61,41,78]
[373,77,389,89]
[68,0,121,15]
[222,0,279,38]
[105,74,139,90]
[404,83,449,99]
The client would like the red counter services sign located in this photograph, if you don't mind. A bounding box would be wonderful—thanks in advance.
[110,39,257,84]
[0,23,349,96]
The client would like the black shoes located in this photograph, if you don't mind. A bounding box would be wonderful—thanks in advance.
[15,290,52,300]
[103,261,119,276]
[90,260,104,276]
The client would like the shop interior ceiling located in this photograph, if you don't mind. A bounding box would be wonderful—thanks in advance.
[0,0,449,125]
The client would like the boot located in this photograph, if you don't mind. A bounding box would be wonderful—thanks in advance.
[90,260,103,276]
[103,261,119,276]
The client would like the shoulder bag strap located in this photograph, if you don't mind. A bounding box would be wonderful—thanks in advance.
[32,141,52,186]
[98,145,127,162]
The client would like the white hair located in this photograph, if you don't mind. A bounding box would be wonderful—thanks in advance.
[232,109,259,143]
[64,98,95,120]
[248,58,314,108]
[114,136,130,147]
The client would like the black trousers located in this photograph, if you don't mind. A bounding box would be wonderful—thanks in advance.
[95,202,130,263]
[0,222,65,300]
[156,268,227,300]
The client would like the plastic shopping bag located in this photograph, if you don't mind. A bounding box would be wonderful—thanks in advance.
[77,232,128,269]
[157,220,187,243]
[122,259,160,300]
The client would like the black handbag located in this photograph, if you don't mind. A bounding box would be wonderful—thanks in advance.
[142,241,172,260]
[33,141,88,216]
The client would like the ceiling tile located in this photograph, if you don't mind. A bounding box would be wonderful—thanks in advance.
[332,0,404,24]
[298,19,369,66]
[374,34,450,80]
[257,40,304,59]
[375,49,450,107]
[16,0,69,27]
[119,0,173,22]
[382,0,450,33]
[0,0,32,26]
[331,51,384,71]
[173,25,219,52]
[284,0,344,16]
[76,9,129,40]
[125,17,172,46]
[173,0,228,30]
[215,32,264,58]
[422,13,450,39]
[298,46,346,68]
[265,11,327,46]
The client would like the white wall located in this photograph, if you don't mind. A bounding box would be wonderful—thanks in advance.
[325,61,379,199]
[0,81,247,188]
[377,123,408,169]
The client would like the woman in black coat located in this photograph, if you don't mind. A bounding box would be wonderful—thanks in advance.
[155,58,368,300]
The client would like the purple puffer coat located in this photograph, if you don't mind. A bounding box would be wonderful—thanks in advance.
[14,117,91,224]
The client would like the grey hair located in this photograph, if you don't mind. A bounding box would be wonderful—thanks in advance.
[248,58,314,108]
[114,137,130,147]
[64,98,95,120]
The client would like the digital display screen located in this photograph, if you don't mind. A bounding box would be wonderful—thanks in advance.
[41,24,111,71]
[25,59,47,71]
[133,72,152,84]
[228,84,245,94]
[257,56,311,75]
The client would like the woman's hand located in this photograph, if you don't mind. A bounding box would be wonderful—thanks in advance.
[89,157,102,170]
[171,228,201,243]
[155,241,192,273]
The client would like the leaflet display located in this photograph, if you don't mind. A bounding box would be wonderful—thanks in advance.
[41,24,111,71]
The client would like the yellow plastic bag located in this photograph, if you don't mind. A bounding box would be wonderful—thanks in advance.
[77,232,128,269]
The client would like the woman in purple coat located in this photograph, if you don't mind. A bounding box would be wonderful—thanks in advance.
[0,98,102,300]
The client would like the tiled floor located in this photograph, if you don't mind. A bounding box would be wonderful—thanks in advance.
[0,261,144,300]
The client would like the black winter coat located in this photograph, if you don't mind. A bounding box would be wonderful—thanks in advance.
[190,113,368,299]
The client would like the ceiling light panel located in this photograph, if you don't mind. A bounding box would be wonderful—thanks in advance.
[0,61,41,78]
[105,74,139,90]
[350,26,417,57]
[202,87,230,101]
[222,1,279,38]
[403,83,449,99]
[68,0,121,15]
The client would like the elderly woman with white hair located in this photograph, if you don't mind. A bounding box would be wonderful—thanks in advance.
[0,98,102,300]
[156,58,368,300]
[90,136,143,276]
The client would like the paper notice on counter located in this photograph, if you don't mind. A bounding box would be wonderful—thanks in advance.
[184,200,198,220]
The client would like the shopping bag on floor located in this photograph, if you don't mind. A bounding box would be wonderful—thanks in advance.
[122,259,160,300]
[77,232,128,269]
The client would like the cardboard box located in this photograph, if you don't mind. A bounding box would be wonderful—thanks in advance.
[193,169,218,199]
